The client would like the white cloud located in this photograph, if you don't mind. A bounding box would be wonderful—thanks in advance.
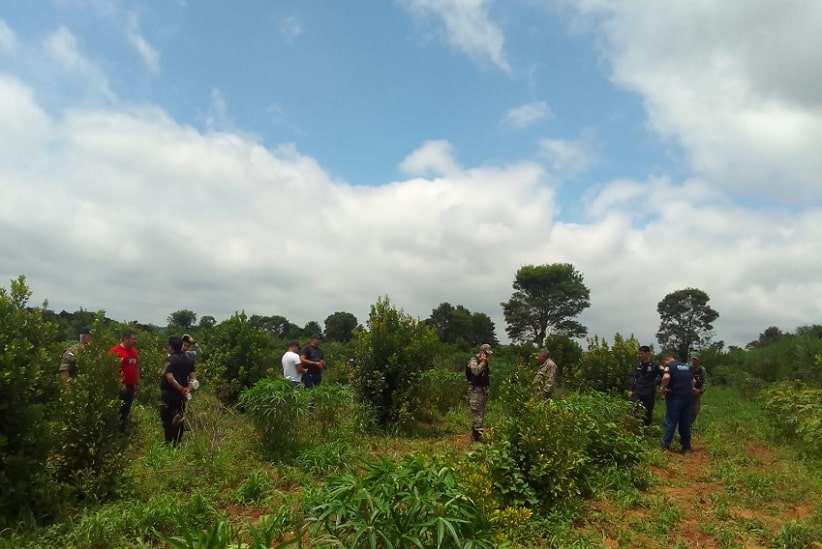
[399,140,462,177]
[502,101,552,129]
[538,130,598,176]
[401,0,510,72]
[126,12,160,73]
[564,0,822,202]
[279,16,304,44]
[42,27,115,103]
[0,20,18,54]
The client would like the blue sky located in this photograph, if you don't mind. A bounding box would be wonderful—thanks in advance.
[1,0,820,348]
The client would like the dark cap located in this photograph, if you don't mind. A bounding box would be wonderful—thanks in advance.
[79,326,92,335]
[287,341,300,348]
[312,333,323,340]
[639,345,651,353]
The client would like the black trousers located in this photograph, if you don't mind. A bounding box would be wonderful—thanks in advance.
[160,395,186,445]
[632,392,655,426]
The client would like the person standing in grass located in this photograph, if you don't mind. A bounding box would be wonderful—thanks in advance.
[659,350,695,453]
[109,330,140,436]
[689,355,708,425]
[181,333,203,361]
[534,348,557,399]
[159,335,197,446]
[59,325,93,380]
[282,341,306,388]
[628,345,662,426]
[466,343,493,442]
[300,333,326,389]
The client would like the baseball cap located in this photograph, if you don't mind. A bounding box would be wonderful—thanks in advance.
[479,343,494,354]
[639,345,651,353]
[79,326,92,335]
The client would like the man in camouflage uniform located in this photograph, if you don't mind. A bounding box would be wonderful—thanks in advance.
[466,343,493,442]
[689,355,708,425]
[534,348,557,399]
[59,326,92,380]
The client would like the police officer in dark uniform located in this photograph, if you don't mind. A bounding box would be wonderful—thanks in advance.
[629,345,661,426]
[159,336,197,446]
[659,351,695,453]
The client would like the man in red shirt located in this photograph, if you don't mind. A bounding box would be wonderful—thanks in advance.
[109,330,140,435]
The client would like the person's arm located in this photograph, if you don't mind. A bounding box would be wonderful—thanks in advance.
[659,372,671,397]
[58,350,74,380]
[165,371,189,395]
[185,343,203,359]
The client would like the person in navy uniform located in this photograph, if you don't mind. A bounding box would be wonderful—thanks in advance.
[628,345,661,426]
[659,351,695,453]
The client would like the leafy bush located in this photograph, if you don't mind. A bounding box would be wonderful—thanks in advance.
[409,367,466,423]
[760,380,822,458]
[351,297,440,430]
[0,276,63,524]
[307,455,495,548]
[567,333,639,394]
[239,378,371,463]
[51,324,128,503]
[202,312,277,403]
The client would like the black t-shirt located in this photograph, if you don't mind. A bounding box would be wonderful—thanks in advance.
[632,360,660,396]
[301,344,324,376]
[160,351,195,400]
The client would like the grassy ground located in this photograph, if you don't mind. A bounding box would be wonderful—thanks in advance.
[2,387,820,548]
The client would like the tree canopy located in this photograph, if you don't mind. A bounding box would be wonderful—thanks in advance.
[167,309,197,329]
[324,311,358,342]
[426,303,498,347]
[656,287,719,360]
[501,263,590,345]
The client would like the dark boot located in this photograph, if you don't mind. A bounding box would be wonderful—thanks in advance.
[471,428,481,442]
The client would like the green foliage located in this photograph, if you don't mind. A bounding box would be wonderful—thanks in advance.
[307,455,495,548]
[239,378,371,463]
[202,312,277,403]
[167,309,197,329]
[52,319,128,503]
[426,303,499,347]
[568,334,639,394]
[0,275,62,524]
[324,311,358,342]
[351,297,440,429]
[198,315,217,330]
[501,263,591,345]
[656,287,719,360]
[734,335,822,386]
[760,380,822,458]
[231,469,274,504]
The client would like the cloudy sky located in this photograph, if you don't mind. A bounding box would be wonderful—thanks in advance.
[1,0,820,348]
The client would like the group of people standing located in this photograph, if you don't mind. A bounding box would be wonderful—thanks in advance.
[281,333,326,389]
[630,346,707,453]
[464,342,708,452]
[59,327,201,445]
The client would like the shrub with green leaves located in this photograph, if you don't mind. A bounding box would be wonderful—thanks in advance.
[0,276,62,524]
[567,333,639,394]
[202,312,277,403]
[52,322,128,503]
[307,455,495,548]
[760,380,822,458]
[351,297,440,430]
[238,377,307,461]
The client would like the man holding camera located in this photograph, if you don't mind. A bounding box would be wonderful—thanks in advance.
[466,343,493,442]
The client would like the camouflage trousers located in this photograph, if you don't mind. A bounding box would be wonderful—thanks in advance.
[690,396,702,425]
[468,385,489,431]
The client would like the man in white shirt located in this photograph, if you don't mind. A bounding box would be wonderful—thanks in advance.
[282,341,306,387]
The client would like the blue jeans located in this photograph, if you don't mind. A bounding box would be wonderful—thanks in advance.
[302,373,322,389]
[662,395,692,449]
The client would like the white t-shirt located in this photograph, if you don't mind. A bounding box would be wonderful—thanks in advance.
[282,350,303,382]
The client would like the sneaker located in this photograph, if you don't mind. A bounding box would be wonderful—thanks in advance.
[679,447,692,454]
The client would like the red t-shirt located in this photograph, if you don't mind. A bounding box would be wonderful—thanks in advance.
[109,344,139,386]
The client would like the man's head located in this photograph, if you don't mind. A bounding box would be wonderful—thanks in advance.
[182,334,194,350]
[660,350,676,364]
[121,330,137,349]
[168,335,184,352]
[537,348,550,362]
[287,341,300,351]
[639,345,651,360]
[311,333,323,346]
[79,326,93,345]
[479,343,494,356]
[690,355,701,367]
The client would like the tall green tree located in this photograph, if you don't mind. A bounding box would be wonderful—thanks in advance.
[426,303,498,346]
[167,309,197,329]
[198,315,217,330]
[324,311,358,342]
[656,287,719,360]
[501,263,591,345]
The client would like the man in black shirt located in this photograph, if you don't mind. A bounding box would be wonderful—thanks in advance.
[300,333,326,389]
[160,336,197,445]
